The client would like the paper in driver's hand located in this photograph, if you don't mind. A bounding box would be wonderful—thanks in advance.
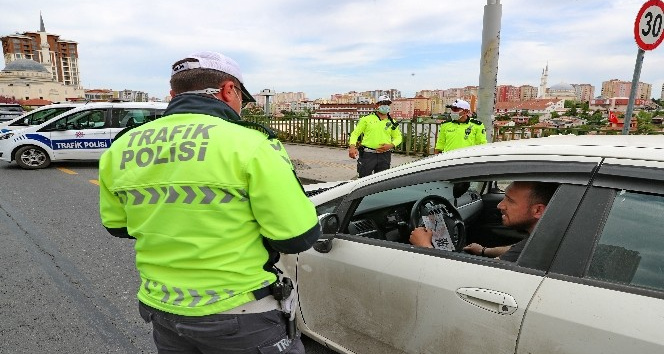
[421,213,454,251]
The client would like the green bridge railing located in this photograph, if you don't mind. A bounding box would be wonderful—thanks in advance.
[244,116,662,157]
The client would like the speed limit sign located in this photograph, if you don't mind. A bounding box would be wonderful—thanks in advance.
[634,0,664,50]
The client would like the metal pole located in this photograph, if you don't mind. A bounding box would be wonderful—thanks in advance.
[477,0,502,141]
[622,48,645,135]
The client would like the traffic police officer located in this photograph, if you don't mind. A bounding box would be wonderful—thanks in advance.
[99,51,320,353]
[348,95,403,178]
[434,99,487,153]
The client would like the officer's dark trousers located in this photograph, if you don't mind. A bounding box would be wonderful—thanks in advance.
[357,151,391,178]
[139,302,304,354]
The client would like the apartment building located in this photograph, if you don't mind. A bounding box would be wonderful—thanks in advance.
[1,14,81,88]
[497,85,520,102]
[311,103,374,119]
[391,98,415,120]
[519,85,539,101]
[601,79,651,100]
[573,84,595,102]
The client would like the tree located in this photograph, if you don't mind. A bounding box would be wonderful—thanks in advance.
[636,111,656,134]
[578,103,589,120]
[242,104,264,116]
[0,95,19,104]
[565,105,578,117]
[550,111,560,119]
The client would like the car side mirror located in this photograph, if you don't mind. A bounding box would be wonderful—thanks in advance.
[313,213,339,253]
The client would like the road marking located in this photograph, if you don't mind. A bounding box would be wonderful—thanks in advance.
[89,180,99,186]
[57,167,78,175]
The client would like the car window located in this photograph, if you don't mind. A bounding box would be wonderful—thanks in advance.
[315,197,343,216]
[113,109,150,128]
[356,181,457,215]
[343,180,482,245]
[587,190,664,291]
[46,109,108,130]
[112,108,167,128]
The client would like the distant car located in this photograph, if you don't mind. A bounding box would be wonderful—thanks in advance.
[0,103,25,122]
[0,102,84,133]
[0,101,167,169]
[281,135,664,354]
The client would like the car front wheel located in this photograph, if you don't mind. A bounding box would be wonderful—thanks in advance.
[15,145,51,169]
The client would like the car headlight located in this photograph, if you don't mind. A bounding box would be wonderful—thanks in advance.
[0,133,14,140]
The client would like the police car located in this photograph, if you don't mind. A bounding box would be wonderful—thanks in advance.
[0,102,84,133]
[282,135,664,354]
[0,101,168,169]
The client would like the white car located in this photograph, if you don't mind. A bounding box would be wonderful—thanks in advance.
[0,101,168,169]
[281,135,664,354]
[0,102,84,133]
[0,103,25,122]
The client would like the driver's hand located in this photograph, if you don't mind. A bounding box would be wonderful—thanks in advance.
[410,227,434,248]
[463,243,483,255]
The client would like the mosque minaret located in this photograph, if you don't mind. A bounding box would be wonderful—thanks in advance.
[538,63,548,98]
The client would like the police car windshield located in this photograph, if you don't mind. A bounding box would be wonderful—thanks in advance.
[9,107,75,126]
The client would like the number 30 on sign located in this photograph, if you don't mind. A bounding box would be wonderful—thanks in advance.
[635,0,664,50]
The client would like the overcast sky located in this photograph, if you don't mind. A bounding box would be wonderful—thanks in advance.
[2,0,663,100]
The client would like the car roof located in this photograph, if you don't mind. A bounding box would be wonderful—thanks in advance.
[410,135,664,165]
[56,101,168,109]
[309,135,664,202]
[31,101,168,125]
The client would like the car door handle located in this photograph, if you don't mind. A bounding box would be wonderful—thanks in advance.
[456,287,518,315]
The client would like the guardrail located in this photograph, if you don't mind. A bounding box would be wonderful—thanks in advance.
[244,116,662,156]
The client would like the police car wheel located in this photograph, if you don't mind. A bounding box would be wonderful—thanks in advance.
[15,145,51,169]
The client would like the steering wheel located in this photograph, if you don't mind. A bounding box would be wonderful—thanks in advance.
[409,195,466,252]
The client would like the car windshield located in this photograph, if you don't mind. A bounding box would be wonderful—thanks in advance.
[9,107,75,126]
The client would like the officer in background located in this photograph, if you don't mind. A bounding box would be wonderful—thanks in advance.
[99,51,320,353]
[348,95,403,178]
[434,99,487,154]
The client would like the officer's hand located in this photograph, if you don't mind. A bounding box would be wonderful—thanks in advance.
[349,146,358,159]
[376,143,394,153]
[410,227,433,248]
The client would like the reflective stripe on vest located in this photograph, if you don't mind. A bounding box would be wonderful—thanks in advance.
[142,278,272,308]
[114,185,248,205]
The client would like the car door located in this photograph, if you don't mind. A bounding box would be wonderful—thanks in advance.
[296,157,599,354]
[517,158,664,353]
[40,108,111,160]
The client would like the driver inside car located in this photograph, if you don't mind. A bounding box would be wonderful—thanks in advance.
[409,181,558,262]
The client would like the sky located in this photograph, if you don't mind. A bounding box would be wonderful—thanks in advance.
[1,0,663,101]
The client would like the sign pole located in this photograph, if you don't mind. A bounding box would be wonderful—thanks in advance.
[626,0,664,134]
[477,0,502,142]
[622,48,645,135]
